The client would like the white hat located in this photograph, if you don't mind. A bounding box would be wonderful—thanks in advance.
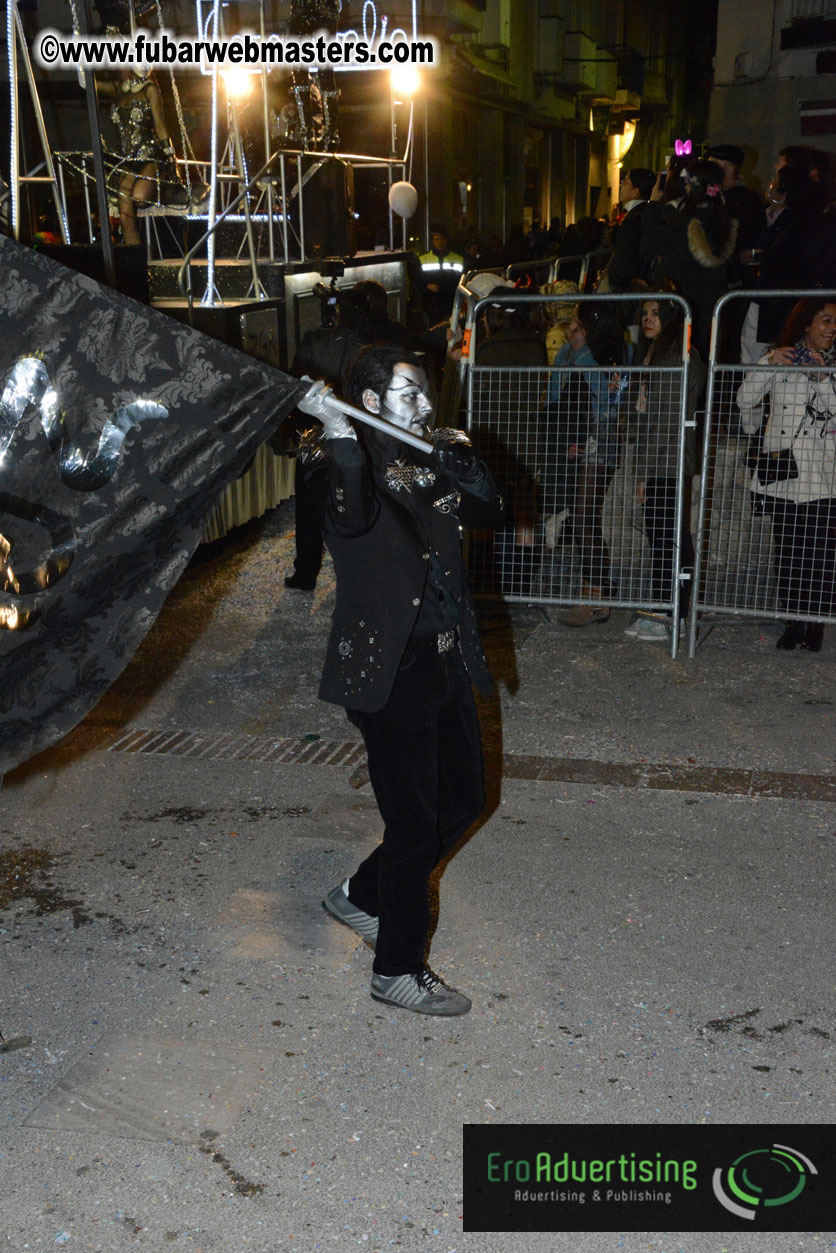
[468,271,515,300]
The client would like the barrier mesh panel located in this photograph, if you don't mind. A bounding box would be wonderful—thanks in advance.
[466,361,690,611]
[696,361,836,621]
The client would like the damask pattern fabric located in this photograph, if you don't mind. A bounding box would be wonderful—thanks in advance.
[0,236,305,775]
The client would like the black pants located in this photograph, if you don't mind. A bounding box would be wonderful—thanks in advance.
[291,460,326,583]
[346,639,485,976]
[769,497,836,618]
[643,477,694,617]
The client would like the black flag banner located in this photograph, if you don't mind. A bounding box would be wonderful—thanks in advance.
[0,236,305,776]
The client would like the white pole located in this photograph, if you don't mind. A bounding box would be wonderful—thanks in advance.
[203,0,222,306]
[305,388,434,455]
[7,0,19,239]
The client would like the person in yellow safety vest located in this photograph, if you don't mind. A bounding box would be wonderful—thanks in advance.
[418,224,465,326]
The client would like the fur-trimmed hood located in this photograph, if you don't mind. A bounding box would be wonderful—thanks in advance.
[687,216,739,269]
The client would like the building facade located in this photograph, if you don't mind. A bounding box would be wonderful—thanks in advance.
[710,0,836,192]
[395,0,705,241]
[3,0,707,247]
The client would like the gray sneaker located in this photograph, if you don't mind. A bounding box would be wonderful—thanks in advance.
[370,966,471,1016]
[322,879,378,948]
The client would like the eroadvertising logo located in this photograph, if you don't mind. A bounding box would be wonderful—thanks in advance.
[463,1125,834,1233]
[712,1143,817,1220]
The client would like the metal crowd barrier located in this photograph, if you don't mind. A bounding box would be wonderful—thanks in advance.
[461,291,694,656]
[438,261,612,429]
[548,248,613,292]
[435,272,481,429]
[689,290,836,657]
[504,258,555,287]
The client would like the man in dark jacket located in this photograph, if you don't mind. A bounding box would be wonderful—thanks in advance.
[606,167,655,290]
[302,344,504,1015]
[706,144,765,274]
[705,143,766,360]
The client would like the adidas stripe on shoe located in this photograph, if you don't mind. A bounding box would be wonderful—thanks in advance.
[370,966,471,1016]
[322,879,378,949]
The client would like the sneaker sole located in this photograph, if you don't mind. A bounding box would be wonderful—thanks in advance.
[321,898,377,949]
[635,619,684,641]
[370,989,471,1016]
[558,612,610,628]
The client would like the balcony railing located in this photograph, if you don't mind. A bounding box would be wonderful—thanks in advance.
[598,44,646,96]
[790,0,836,19]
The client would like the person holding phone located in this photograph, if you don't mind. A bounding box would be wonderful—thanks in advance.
[737,298,836,651]
[640,160,737,357]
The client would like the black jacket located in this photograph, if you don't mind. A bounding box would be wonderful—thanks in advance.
[753,207,819,342]
[724,183,766,277]
[639,202,737,356]
[474,323,548,367]
[607,200,650,291]
[318,435,504,711]
[291,327,365,389]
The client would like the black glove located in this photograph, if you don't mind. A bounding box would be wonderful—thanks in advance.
[433,441,485,484]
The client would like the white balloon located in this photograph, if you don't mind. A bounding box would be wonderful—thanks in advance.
[388,181,419,219]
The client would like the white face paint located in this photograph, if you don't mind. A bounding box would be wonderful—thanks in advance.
[364,362,433,435]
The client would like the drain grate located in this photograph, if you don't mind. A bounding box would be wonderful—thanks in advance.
[98,728,836,801]
[106,727,366,767]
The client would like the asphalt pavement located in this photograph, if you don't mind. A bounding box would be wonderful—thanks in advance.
[1,499,835,1253]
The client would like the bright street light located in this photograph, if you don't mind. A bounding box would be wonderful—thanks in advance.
[390,66,420,101]
[222,68,256,101]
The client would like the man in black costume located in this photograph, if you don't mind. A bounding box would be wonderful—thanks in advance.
[299,345,504,1015]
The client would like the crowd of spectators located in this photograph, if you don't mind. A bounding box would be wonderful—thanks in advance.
[439,142,836,648]
[417,141,834,359]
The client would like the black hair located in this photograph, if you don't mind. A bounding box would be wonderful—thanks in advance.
[775,162,816,211]
[658,154,690,203]
[480,286,545,340]
[574,300,629,366]
[482,286,517,333]
[627,168,656,201]
[778,145,829,178]
[679,159,725,210]
[335,287,372,333]
[351,279,389,322]
[677,159,734,256]
[344,343,426,410]
[638,297,686,362]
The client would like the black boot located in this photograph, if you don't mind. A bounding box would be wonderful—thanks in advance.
[802,622,824,652]
[776,621,806,650]
[285,571,317,590]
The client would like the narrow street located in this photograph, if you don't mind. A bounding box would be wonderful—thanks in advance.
[2,501,835,1252]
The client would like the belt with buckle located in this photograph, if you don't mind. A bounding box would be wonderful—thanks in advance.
[437,629,457,654]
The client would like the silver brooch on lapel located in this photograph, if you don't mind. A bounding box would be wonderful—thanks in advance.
[384,460,437,493]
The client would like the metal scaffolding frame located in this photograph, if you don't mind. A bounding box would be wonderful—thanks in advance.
[7,0,416,308]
